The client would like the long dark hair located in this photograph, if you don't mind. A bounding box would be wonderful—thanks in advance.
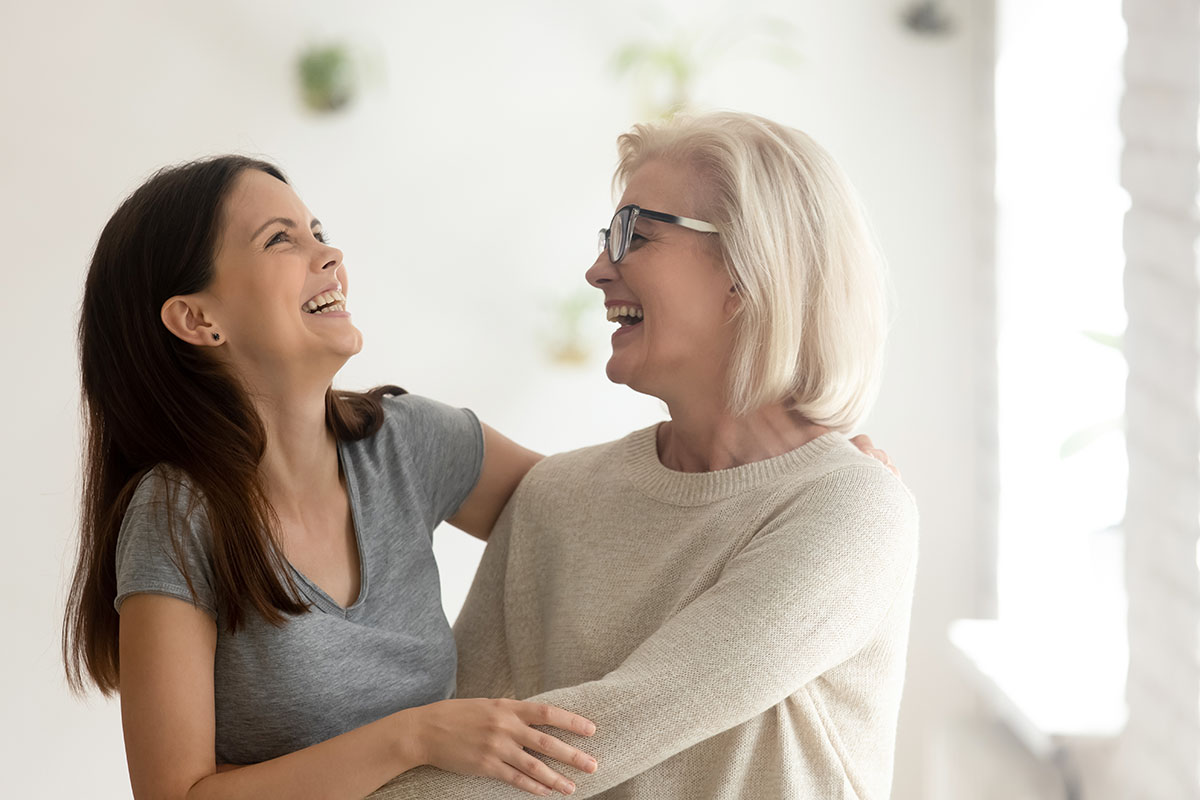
[63,156,400,696]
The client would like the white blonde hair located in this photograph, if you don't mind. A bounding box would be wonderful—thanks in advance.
[614,111,889,431]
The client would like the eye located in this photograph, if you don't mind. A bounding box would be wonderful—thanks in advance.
[314,230,329,244]
[266,230,289,247]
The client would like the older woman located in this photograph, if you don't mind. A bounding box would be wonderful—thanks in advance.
[372,111,918,799]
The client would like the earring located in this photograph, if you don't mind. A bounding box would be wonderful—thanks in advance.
[212,333,221,341]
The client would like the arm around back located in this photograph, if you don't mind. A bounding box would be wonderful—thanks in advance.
[448,424,543,541]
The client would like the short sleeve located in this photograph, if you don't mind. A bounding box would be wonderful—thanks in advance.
[114,467,218,619]
[381,394,485,525]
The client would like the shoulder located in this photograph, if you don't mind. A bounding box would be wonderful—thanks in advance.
[345,394,484,515]
[116,466,214,569]
[500,430,639,514]
[116,465,218,575]
[380,391,453,420]
[377,393,480,437]
[520,427,643,489]
[801,435,917,509]
[115,465,218,617]
[350,393,482,456]
[123,464,206,525]
[777,436,919,550]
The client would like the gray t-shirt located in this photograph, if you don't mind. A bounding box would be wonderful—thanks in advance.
[114,393,484,765]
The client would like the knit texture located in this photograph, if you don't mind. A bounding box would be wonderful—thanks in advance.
[371,425,919,799]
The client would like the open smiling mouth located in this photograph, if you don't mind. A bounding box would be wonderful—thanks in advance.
[607,305,644,328]
[302,289,347,315]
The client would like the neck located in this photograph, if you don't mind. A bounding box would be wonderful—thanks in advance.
[248,381,341,517]
[656,394,830,473]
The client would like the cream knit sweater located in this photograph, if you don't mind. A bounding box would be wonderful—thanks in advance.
[371,425,919,799]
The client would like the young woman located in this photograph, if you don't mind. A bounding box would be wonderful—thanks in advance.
[371,112,918,799]
[63,157,599,799]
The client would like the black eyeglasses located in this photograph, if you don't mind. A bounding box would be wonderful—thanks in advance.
[597,204,719,264]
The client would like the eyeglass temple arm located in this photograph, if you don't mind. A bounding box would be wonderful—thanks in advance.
[636,208,719,233]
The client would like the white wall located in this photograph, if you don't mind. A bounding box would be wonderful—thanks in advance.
[1,1,987,797]
[1119,0,1200,796]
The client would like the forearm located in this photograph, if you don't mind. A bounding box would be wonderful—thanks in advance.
[371,467,919,799]
[367,642,805,800]
[186,708,423,800]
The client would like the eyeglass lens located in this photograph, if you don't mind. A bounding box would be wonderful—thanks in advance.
[610,206,637,263]
[611,208,625,262]
[598,207,641,264]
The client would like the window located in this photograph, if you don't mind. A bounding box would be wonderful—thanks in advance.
[994,0,1128,679]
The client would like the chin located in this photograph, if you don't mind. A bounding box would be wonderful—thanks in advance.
[605,356,631,387]
[606,359,659,400]
[333,327,364,357]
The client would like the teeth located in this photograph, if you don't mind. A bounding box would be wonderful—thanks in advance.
[302,289,346,314]
[309,301,346,315]
[606,305,644,322]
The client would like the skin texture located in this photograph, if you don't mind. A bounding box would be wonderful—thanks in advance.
[122,170,592,800]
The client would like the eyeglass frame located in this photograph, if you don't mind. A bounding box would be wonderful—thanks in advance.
[597,204,719,264]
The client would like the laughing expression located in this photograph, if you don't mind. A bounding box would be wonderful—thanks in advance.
[585,159,739,405]
[203,169,363,382]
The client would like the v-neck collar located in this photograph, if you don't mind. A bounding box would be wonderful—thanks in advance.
[284,439,369,619]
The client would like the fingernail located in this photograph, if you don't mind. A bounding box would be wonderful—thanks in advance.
[560,781,576,794]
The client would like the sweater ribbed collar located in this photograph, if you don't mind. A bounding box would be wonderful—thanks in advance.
[623,422,848,506]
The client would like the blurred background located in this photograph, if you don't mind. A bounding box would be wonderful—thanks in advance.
[4,0,1193,797]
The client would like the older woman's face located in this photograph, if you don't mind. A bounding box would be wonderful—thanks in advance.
[202,169,362,385]
[585,160,738,402]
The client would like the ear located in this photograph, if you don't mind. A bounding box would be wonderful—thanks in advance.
[161,295,222,346]
[723,281,742,317]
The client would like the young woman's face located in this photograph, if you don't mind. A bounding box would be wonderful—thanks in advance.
[584,159,738,403]
[204,169,362,385]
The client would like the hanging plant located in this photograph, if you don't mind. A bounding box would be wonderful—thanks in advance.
[612,14,802,121]
[901,1,956,36]
[544,289,597,367]
[297,43,357,113]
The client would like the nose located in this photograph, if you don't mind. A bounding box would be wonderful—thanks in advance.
[586,250,618,288]
[313,241,348,294]
[314,242,344,274]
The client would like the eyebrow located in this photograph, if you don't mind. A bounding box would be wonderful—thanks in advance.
[250,217,322,243]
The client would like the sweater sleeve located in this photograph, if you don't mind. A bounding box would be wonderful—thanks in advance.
[368,464,918,799]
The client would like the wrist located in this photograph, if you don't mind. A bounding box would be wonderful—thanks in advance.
[389,706,428,771]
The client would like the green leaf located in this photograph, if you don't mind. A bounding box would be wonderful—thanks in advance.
[1060,416,1124,458]
[613,42,653,75]
[1081,330,1123,351]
